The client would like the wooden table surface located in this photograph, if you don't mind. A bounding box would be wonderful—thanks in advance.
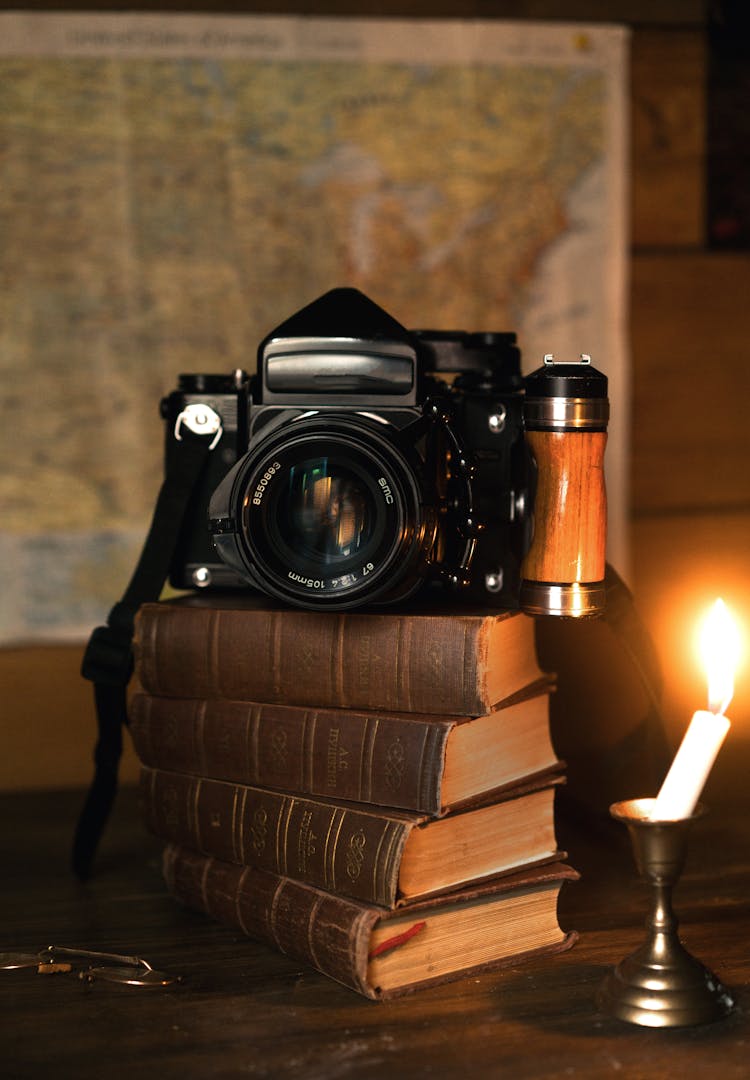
[1,780,748,1080]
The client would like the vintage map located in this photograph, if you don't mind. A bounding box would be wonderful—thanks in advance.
[0,14,628,641]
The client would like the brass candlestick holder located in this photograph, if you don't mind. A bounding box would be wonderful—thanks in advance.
[597,797,735,1028]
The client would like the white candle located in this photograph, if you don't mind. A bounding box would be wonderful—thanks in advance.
[651,709,730,820]
[652,599,741,821]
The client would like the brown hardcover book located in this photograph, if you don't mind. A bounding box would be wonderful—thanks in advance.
[129,681,557,816]
[162,844,579,1000]
[141,766,562,907]
[133,594,542,716]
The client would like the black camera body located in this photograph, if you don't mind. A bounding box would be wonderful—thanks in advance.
[161,371,250,591]
[163,287,608,615]
[162,288,531,610]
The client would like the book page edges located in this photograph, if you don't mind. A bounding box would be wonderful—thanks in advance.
[484,612,544,712]
[370,930,579,1001]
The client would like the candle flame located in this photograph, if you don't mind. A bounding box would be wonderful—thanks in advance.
[698,599,741,715]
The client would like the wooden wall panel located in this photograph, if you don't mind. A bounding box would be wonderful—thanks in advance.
[631,509,750,751]
[630,30,706,248]
[630,252,750,514]
[0,646,141,791]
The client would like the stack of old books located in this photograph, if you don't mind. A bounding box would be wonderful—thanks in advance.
[129,592,578,1000]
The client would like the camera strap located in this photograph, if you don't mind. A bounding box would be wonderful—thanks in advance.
[72,426,217,880]
[536,562,670,831]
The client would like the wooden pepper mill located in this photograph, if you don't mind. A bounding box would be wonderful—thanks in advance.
[520,353,608,618]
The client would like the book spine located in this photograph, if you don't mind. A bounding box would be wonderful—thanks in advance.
[134,604,493,714]
[129,693,449,814]
[162,843,379,998]
[141,766,409,907]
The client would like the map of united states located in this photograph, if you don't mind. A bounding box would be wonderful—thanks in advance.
[0,15,626,640]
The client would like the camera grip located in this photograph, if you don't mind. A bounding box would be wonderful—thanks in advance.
[521,429,607,616]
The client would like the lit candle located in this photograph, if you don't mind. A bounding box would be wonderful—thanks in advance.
[652,599,741,821]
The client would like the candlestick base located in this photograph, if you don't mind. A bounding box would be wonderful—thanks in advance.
[597,798,735,1028]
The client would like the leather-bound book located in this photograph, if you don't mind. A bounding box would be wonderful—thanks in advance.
[129,680,557,816]
[162,844,579,1000]
[141,766,563,907]
[132,594,542,716]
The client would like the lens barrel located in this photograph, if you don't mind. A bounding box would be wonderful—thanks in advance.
[210,416,435,609]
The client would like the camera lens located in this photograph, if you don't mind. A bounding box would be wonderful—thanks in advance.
[221,420,435,609]
[267,456,383,573]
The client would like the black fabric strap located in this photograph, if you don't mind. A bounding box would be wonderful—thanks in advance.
[601,561,671,794]
[536,562,670,837]
[72,430,215,880]
[601,562,664,717]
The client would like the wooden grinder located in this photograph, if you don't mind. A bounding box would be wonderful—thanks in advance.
[520,354,608,618]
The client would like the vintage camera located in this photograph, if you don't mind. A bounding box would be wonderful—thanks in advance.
[162,287,608,616]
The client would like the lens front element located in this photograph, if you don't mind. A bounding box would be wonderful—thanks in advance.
[234,425,429,608]
[269,456,384,573]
